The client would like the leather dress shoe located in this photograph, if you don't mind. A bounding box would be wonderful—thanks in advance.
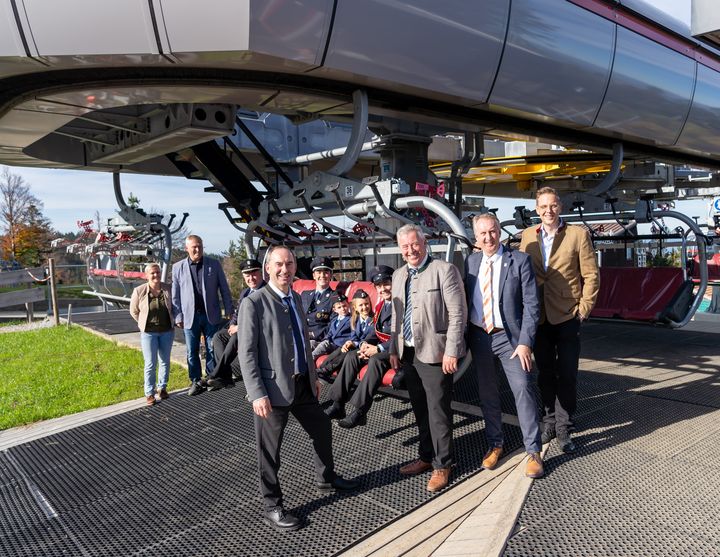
[263,507,302,531]
[482,447,504,470]
[324,402,346,420]
[525,452,544,478]
[338,409,367,429]
[541,425,556,445]
[157,388,169,400]
[207,377,234,391]
[557,429,576,453]
[399,459,433,476]
[145,395,156,406]
[427,467,451,492]
[317,476,360,493]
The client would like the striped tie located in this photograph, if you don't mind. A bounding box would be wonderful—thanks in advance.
[402,268,417,343]
[481,258,494,333]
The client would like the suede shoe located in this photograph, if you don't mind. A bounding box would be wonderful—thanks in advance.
[324,402,346,420]
[541,424,556,445]
[525,452,544,478]
[157,388,169,400]
[317,476,360,493]
[187,381,206,396]
[399,459,433,476]
[338,409,367,429]
[557,429,576,453]
[263,507,302,531]
[482,447,504,470]
[427,467,451,492]
[146,395,156,406]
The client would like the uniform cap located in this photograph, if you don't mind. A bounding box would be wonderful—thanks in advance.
[311,256,333,271]
[368,265,394,284]
[240,259,262,273]
[352,288,370,300]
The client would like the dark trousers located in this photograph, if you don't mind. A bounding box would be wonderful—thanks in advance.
[208,328,240,381]
[330,350,391,413]
[468,325,541,453]
[402,347,454,469]
[253,374,335,510]
[533,318,582,432]
[348,351,391,413]
[319,347,348,374]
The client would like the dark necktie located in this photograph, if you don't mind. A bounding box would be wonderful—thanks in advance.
[283,296,308,375]
[403,268,417,343]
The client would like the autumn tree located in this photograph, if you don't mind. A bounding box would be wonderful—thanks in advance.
[0,167,55,266]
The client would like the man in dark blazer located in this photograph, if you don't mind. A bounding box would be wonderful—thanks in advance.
[206,258,265,390]
[172,235,233,395]
[465,214,544,479]
[520,186,599,452]
[300,256,336,346]
[389,224,467,493]
[237,246,359,531]
[324,265,394,428]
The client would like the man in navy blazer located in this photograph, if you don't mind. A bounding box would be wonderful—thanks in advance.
[172,235,233,395]
[464,214,544,479]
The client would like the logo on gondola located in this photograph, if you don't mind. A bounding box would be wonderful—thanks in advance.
[713,197,720,214]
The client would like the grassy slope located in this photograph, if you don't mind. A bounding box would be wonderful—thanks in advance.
[0,326,187,430]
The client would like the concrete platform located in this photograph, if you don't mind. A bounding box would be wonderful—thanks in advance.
[2,313,720,556]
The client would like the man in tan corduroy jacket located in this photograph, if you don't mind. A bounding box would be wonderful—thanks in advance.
[520,187,599,453]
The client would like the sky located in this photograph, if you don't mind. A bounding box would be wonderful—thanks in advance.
[3,0,704,254]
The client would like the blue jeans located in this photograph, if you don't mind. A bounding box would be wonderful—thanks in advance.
[140,330,174,396]
[184,313,220,382]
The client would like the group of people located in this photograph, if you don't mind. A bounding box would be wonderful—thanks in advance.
[130,185,599,532]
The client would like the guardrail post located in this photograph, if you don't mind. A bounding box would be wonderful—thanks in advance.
[48,258,59,326]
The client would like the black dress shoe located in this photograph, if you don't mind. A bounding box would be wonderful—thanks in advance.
[324,402,346,419]
[207,377,234,391]
[263,507,302,531]
[316,476,360,493]
[557,429,576,453]
[338,409,367,429]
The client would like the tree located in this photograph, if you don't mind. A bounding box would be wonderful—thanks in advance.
[222,238,249,298]
[0,167,55,266]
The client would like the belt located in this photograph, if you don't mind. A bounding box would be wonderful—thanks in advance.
[487,327,504,335]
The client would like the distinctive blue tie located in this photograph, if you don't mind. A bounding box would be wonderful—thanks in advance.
[402,268,417,343]
[283,296,308,374]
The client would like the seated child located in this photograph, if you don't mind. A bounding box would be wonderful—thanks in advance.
[318,289,374,379]
[311,294,352,359]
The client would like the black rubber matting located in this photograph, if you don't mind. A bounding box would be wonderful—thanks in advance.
[0,374,522,557]
[503,322,720,557]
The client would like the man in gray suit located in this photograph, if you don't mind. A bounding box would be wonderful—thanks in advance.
[465,214,544,478]
[172,235,233,395]
[390,224,467,493]
[238,246,359,531]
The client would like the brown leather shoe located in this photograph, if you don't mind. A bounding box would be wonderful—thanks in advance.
[427,467,451,492]
[157,388,169,400]
[482,447,504,470]
[525,452,544,479]
[399,459,433,476]
[146,395,156,406]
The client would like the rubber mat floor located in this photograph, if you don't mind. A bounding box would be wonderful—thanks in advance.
[0,377,522,557]
[503,322,720,557]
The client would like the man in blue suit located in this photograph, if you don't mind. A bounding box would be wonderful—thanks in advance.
[464,214,544,479]
[172,235,233,395]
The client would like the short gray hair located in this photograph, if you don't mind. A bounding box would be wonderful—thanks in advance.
[396,224,425,242]
[144,262,161,274]
[472,213,501,228]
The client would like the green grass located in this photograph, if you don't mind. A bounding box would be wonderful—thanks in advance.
[0,326,188,430]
